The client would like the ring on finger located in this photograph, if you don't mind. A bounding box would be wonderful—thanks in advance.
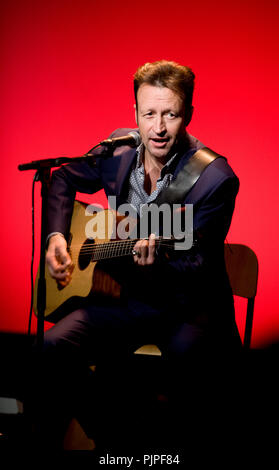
[132,249,141,258]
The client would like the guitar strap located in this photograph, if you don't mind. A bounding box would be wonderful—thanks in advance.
[153,147,225,206]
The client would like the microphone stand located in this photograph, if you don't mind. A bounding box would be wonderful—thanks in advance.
[17,137,132,448]
[18,134,132,348]
[18,148,100,350]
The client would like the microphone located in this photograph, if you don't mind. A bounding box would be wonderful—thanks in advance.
[99,131,141,148]
[18,131,141,171]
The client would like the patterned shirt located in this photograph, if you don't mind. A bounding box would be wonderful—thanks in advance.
[127,143,180,214]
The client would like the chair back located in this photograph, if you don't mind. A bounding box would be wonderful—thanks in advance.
[136,244,259,355]
[224,243,259,348]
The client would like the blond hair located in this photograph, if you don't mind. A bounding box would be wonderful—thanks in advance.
[134,60,195,112]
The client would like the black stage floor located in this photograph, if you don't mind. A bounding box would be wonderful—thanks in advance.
[0,331,278,460]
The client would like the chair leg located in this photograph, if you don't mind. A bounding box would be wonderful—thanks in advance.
[63,418,96,450]
[243,298,254,350]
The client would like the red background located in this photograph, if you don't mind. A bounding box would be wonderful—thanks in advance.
[0,0,278,348]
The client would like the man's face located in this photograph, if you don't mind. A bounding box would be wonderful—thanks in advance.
[135,84,189,163]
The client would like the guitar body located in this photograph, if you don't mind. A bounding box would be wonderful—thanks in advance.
[33,200,178,322]
[33,201,123,322]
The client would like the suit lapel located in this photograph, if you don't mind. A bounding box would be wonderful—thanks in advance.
[172,133,205,178]
[114,147,137,196]
[172,149,197,178]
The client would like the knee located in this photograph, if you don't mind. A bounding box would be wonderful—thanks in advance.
[31,328,61,357]
[30,328,70,374]
[166,323,207,361]
[43,328,61,352]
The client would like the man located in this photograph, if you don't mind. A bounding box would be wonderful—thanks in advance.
[31,60,241,449]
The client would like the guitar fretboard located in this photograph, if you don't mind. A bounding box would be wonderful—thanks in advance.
[92,239,138,261]
[79,238,177,262]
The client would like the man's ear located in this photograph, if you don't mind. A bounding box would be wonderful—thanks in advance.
[185,106,194,127]
[134,104,138,125]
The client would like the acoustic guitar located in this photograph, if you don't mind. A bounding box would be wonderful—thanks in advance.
[33,200,188,322]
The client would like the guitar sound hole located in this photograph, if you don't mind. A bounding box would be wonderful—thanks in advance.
[78,239,94,270]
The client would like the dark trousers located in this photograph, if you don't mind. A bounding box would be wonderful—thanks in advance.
[24,298,239,451]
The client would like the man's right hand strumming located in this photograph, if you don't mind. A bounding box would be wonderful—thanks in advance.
[46,234,73,287]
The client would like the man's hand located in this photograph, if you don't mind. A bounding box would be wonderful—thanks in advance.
[133,233,156,266]
[46,234,73,287]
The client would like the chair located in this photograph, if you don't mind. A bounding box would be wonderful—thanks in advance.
[135,243,259,355]
[224,243,258,349]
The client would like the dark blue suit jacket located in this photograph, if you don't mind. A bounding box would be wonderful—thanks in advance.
[47,128,240,338]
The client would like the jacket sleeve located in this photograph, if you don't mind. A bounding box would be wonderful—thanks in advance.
[46,156,103,239]
[46,128,138,239]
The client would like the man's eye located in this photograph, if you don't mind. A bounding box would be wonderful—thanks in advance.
[167,112,176,118]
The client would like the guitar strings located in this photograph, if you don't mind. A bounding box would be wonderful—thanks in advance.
[72,239,190,251]
[67,238,190,262]
[74,239,185,252]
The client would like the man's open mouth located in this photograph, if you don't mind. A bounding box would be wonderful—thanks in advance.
[150,138,169,147]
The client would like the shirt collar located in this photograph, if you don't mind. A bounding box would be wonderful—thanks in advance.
[135,143,179,177]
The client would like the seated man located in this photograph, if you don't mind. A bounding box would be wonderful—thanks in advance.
[29,60,242,450]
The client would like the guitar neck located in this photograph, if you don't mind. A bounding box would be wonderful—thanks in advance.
[90,238,166,262]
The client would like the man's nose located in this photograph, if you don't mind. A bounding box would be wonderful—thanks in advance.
[153,115,166,134]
